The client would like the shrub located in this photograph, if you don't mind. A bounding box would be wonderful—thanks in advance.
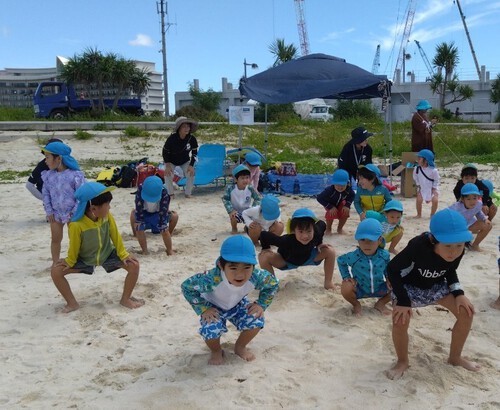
[123,126,149,138]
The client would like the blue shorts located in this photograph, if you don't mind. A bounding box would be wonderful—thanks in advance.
[71,249,123,275]
[280,248,321,271]
[137,211,171,234]
[199,297,265,341]
[391,281,450,308]
[356,281,389,299]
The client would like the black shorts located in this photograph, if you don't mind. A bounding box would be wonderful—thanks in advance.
[72,249,123,275]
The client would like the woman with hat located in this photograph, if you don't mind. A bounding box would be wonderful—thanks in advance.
[162,116,199,198]
[337,126,374,184]
[411,100,437,152]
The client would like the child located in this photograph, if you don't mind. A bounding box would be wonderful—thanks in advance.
[448,183,492,251]
[493,236,500,310]
[482,180,500,207]
[181,235,279,365]
[353,164,392,220]
[242,194,284,245]
[366,200,404,255]
[222,164,261,233]
[316,169,355,235]
[413,149,439,218]
[385,209,480,380]
[130,175,179,255]
[41,141,86,264]
[243,152,262,192]
[259,208,336,290]
[51,182,144,313]
[338,218,391,316]
[453,163,497,221]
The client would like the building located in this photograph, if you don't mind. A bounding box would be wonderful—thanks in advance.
[0,57,163,114]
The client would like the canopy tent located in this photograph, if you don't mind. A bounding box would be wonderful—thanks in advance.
[238,53,393,175]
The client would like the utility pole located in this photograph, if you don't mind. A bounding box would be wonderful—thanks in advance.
[157,0,174,116]
[454,0,481,81]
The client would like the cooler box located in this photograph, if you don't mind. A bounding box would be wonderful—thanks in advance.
[393,152,418,198]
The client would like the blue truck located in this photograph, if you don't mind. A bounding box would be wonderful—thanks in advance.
[33,81,143,119]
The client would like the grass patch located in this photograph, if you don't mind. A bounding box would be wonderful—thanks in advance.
[74,129,93,140]
[0,170,31,181]
[123,126,150,138]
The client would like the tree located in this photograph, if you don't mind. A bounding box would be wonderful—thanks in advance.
[188,83,221,113]
[429,41,473,110]
[490,73,500,104]
[268,38,299,67]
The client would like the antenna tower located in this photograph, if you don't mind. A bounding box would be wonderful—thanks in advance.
[393,0,416,81]
[372,44,381,74]
[294,0,310,56]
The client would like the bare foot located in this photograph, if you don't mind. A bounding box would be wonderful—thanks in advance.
[470,245,481,252]
[385,360,409,380]
[120,297,145,309]
[139,249,150,255]
[374,301,392,316]
[166,249,174,256]
[414,215,422,219]
[352,302,363,317]
[491,298,500,310]
[325,231,333,236]
[448,356,481,372]
[61,303,80,313]
[208,349,225,365]
[337,229,346,235]
[234,345,256,362]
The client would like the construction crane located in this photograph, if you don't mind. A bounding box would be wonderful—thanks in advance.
[393,0,417,82]
[414,40,434,77]
[372,44,381,74]
[454,0,481,80]
[294,0,310,56]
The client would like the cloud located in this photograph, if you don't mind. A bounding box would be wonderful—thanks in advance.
[320,27,355,42]
[129,34,153,47]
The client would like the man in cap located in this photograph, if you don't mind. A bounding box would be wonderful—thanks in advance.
[337,126,374,183]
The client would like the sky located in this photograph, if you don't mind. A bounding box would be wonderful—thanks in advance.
[1,0,499,114]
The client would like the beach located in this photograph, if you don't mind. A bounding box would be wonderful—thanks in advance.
[0,133,499,409]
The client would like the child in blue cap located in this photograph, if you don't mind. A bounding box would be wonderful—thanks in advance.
[385,209,480,380]
[337,218,391,316]
[366,199,404,255]
[181,235,279,365]
[51,182,144,313]
[448,183,492,251]
[259,208,337,290]
[222,164,261,233]
[243,152,262,192]
[41,141,86,264]
[130,175,179,255]
[353,164,392,220]
[413,149,439,218]
[242,194,284,245]
[316,169,355,235]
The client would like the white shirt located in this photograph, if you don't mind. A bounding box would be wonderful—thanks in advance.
[242,205,280,231]
[413,165,440,202]
[230,186,253,213]
[201,271,255,310]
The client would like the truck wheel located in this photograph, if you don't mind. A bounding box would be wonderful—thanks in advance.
[50,110,66,120]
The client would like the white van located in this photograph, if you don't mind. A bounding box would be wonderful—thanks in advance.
[307,105,333,121]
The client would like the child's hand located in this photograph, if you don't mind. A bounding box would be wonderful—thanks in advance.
[318,243,333,251]
[327,208,338,218]
[482,205,489,215]
[123,255,139,266]
[55,259,70,271]
[247,303,264,318]
[202,307,220,323]
[341,207,350,217]
[392,305,412,325]
[456,295,475,317]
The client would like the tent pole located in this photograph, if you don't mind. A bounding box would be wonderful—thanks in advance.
[264,104,269,160]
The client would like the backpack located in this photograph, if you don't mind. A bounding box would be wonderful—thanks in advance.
[115,165,138,188]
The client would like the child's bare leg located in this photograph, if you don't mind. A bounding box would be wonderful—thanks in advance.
[130,210,137,237]
[337,215,348,234]
[258,251,285,275]
[470,221,491,251]
[415,194,423,218]
[374,293,392,315]
[168,211,179,234]
[318,246,336,290]
[325,218,333,235]
[234,328,261,362]
[247,226,262,245]
[205,338,224,365]
[269,221,284,236]
[135,230,149,255]
[161,230,173,255]
[388,230,404,255]
[51,265,81,313]
[340,280,362,316]
[230,216,238,233]
[487,204,497,221]
[386,316,411,380]
[50,221,64,264]
[430,195,439,216]
[492,277,500,310]
[437,294,480,371]
[120,262,144,309]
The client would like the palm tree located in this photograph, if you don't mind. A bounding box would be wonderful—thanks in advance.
[268,38,299,66]
[110,57,136,111]
[490,73,500,120]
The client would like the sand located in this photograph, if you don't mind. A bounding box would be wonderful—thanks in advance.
[0,132,499,409]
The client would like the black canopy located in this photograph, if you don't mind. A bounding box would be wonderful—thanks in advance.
[239,53,387,104]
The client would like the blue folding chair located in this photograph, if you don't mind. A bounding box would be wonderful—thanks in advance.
[177,144,227,188]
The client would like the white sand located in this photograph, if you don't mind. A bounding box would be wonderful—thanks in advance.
[0,133,499,409]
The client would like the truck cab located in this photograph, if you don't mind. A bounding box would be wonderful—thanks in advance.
[307,105,333,121]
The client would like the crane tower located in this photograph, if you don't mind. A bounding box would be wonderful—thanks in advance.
[372,44,381,74]
[414,40,434,77]
[393,0,416,81]
[454,0,481,80]
[294,0,310,56]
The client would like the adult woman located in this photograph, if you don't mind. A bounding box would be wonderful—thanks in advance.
[337,126,374,184]
[162,116,199,198]
[411,100,437,152]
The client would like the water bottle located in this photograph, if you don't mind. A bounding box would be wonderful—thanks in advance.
[293,179,300,194]
[275,179,281,193]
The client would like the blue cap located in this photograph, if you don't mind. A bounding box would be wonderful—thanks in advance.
[355,219,383,241]
[220,235,257,265]
[42,141,80,170]
[245,152,262,166]
[141,176,163,202]
[291,208,318,221]
[232,164,250,177]
[417,149,435,167]
[482,179,494,194]
[72,182,115,222]
[383,199,404,213]
[416,100,432,110]
[331,169,349,185]
[430,209,473,244]
[261,194,280,220]
[359,164,381,182]
[460,183,480,196]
